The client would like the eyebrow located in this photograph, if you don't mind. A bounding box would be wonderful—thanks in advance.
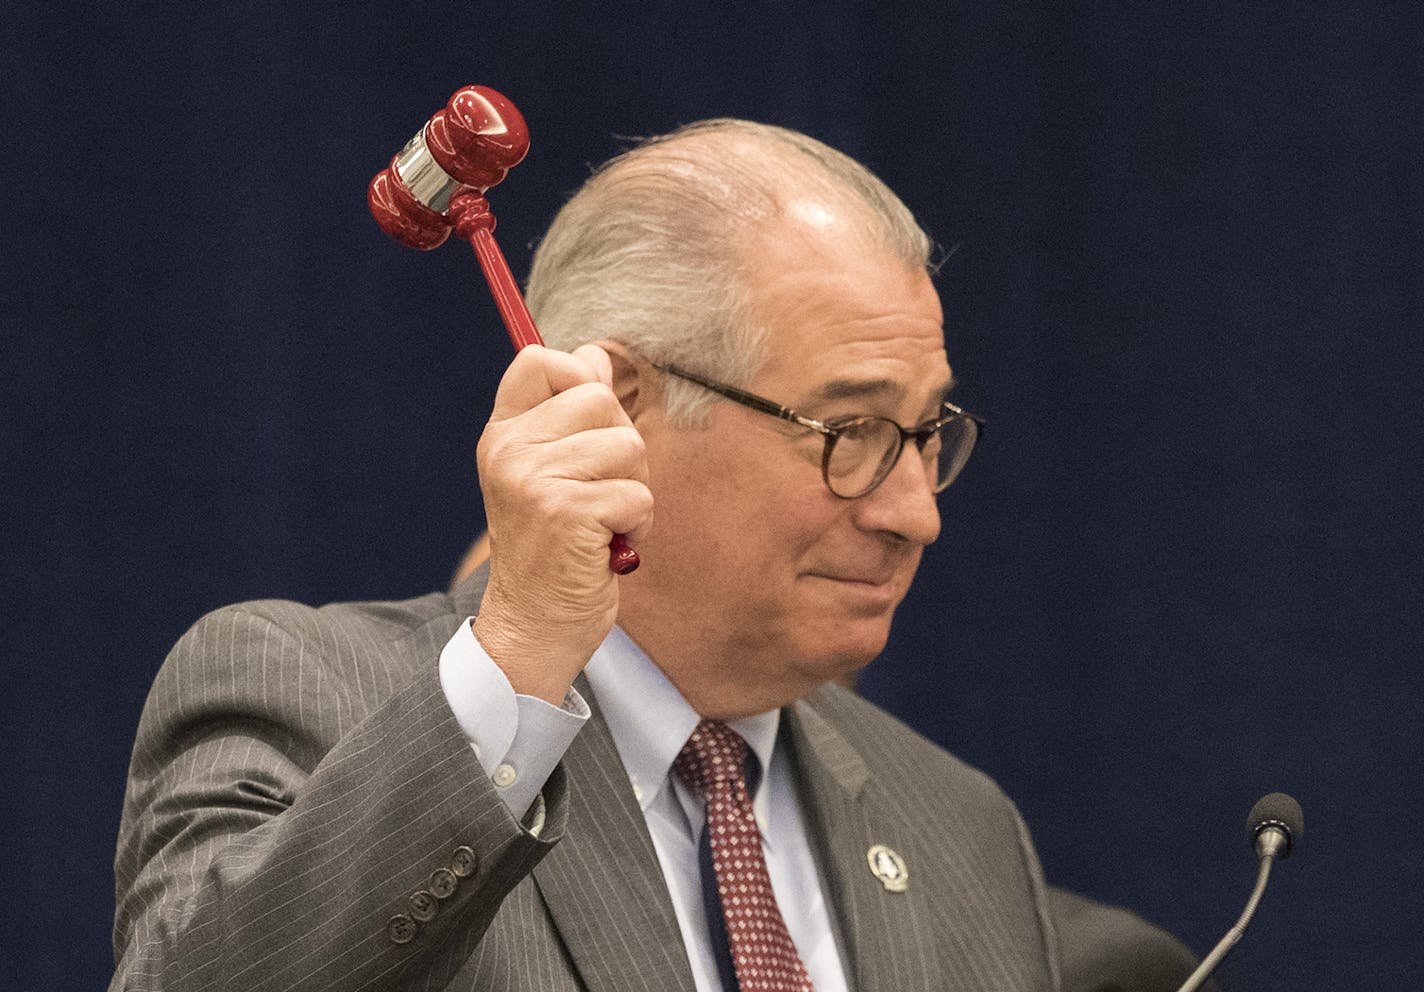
[806,374,958,407]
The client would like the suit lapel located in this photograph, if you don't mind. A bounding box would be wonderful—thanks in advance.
[786,696,943,990]
[452,571,939,988]
[531,675,697,992]
[451,570,694,991]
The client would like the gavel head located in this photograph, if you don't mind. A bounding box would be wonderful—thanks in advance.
[368,85,530,250]
[427,87,529,190]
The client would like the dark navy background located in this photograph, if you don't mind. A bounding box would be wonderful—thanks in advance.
[5,4,1420,987]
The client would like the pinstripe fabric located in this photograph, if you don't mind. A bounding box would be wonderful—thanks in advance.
[111,584,570,992]
[787,693,1059,991]
[529,676,697,990]
[114,570,1066,990]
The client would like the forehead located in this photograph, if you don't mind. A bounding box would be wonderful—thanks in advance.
[741,209,951,409]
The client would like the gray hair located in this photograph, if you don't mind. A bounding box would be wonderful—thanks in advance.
[525,118,932,425]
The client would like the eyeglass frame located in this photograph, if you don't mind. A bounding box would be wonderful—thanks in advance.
[652,362,985,499]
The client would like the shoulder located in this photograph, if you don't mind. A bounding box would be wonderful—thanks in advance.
[174,588,460,655]
[162,588,463,683]
[1049,885,1209,992]
[795,681,1009,805]
[790,683,1059,984]
[141,588,465,746]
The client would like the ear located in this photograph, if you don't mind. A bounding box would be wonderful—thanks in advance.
[597,341,662,424]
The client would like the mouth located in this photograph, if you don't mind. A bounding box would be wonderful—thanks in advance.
[806,568,900,586]
[804,572,904,605]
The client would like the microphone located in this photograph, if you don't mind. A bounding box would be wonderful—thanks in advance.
[1175,792,1304,992]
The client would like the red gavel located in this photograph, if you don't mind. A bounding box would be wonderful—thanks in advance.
[368,86,640,575]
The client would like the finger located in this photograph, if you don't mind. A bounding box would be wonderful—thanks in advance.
[486,477,653,565]
[570,343,613,387]
[493,380,633,442]
[478,386,642,491]
[489,345,612,422]
[480,424,649,525]
[527,425,649,486]
[546,478,655,545]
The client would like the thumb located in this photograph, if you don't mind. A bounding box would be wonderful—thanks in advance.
[570,343,613,388]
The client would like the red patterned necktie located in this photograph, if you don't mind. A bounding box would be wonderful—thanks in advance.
[673,719,816,992]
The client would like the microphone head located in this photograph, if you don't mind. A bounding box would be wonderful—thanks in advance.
[1246,792,1304,858]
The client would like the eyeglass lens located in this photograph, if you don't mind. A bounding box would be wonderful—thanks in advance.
[824,414,978,498]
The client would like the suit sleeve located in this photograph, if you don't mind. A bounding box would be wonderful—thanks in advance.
[1049,885,1219,992]
[111,602,569,992]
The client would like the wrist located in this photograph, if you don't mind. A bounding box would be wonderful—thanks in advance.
[471,608,599,706]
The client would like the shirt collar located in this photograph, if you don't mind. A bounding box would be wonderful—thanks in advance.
[584,626,781,815]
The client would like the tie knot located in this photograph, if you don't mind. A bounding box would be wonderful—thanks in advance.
[673,719,749,795]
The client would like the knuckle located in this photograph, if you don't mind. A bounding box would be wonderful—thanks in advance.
[612,478,653,511]
[618,425,647,454]
[603,426,646,465]
[542,485,595,525]
[476,425,518,473]
[571,380,620,411]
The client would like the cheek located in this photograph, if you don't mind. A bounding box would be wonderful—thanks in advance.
[650,421,842,576]
[646,440,756,568]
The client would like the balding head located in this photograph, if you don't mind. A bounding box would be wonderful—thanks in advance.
[526,119,933,424]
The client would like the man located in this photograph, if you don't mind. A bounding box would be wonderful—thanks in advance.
[113,120,1203,990]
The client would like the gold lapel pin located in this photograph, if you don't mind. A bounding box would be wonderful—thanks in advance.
[866,844,909,892]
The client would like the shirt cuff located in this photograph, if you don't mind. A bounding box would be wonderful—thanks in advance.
[438,617,589,821]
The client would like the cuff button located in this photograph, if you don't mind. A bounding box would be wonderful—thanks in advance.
[429,867,458,899]
[386,914,417,945]
[451,845,478,878]
[409,890,438,922]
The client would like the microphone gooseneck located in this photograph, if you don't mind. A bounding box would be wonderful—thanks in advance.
[1174,792,1303,992]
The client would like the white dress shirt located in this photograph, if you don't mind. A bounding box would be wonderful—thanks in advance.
[438,620,849,992]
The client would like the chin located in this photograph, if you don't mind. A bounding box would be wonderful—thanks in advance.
[793,624,891,686]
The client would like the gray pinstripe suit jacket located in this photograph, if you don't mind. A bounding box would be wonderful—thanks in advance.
[112,569,1193,991]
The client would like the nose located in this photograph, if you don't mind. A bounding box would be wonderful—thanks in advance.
[851,443,941,546]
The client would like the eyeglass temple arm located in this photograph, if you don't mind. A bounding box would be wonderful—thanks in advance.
[655,364,832,434]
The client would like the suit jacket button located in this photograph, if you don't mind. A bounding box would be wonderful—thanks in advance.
[429,867,458,899]
[409,890,438,922]
[451,845,478,878]
[386,914,417,944]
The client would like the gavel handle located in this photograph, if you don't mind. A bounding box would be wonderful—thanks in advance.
[451,191,641,575]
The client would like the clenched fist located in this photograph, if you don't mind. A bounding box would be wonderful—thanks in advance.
[472,344,654,703]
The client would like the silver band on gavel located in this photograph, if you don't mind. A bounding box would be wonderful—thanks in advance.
[394,128,463,214]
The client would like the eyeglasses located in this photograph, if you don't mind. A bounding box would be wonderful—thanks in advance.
[654,363,984,499]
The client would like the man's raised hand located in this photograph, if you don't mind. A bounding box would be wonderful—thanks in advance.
[472,344,653,703]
